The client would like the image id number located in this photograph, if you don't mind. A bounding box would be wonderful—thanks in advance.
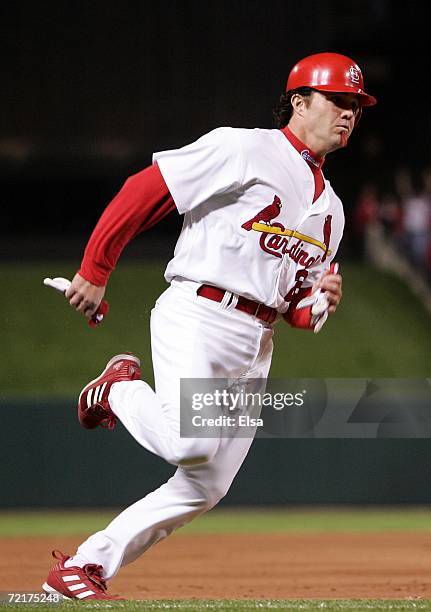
[6,592,62,603]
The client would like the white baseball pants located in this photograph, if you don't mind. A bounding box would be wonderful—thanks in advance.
[75,279,274,579]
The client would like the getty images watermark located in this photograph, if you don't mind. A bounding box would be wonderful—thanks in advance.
[180,378,431,438]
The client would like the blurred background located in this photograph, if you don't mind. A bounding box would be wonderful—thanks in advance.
[1,0,431,509]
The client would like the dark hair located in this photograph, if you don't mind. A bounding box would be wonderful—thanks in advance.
[272,87,314,128]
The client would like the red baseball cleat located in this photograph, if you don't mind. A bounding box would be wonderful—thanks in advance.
[42,550,123,600]
[78,353,141,430]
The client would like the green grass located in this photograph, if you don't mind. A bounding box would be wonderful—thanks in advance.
[0,508,430,538]
[0,262,168,395]
[269,264,431,378]
[2,599,431,611]
[0,262,430,395]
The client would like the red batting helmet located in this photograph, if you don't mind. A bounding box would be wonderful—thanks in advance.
[286,52,377,107]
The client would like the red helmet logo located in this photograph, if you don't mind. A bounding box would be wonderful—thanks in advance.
[349,65,360,85]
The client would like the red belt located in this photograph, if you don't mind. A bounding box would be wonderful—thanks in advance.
[197,285,277,324]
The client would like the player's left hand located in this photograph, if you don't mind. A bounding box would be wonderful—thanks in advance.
[66,272,106,320]
[313,264,342,314]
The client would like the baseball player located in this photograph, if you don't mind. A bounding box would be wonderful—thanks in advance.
[43,52,376,600]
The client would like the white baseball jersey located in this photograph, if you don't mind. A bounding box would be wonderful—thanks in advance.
[153,127,344,312]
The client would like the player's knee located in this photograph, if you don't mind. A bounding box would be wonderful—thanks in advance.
[170,438,220,467]
[203,480,231,509]
[186,479,231,513]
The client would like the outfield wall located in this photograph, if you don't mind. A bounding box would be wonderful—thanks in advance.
[2,399,431,507]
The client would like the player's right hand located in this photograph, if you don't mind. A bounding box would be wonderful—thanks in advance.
[313,262,342,314]
[65,272,106,320]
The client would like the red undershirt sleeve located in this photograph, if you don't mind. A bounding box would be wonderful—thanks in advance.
[79,163,176,286]
[282,286,314,330]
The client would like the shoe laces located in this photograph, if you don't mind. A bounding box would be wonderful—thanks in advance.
[100,414,117,430]
[84,563,108,592]
[91,402,117,430]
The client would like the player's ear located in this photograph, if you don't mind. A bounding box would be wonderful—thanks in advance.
[290,93,307,117]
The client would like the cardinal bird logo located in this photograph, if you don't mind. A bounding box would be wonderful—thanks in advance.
[241,195,282,231]
[321,214,332,262]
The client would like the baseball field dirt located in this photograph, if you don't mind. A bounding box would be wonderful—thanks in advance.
[2,531,431,599]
